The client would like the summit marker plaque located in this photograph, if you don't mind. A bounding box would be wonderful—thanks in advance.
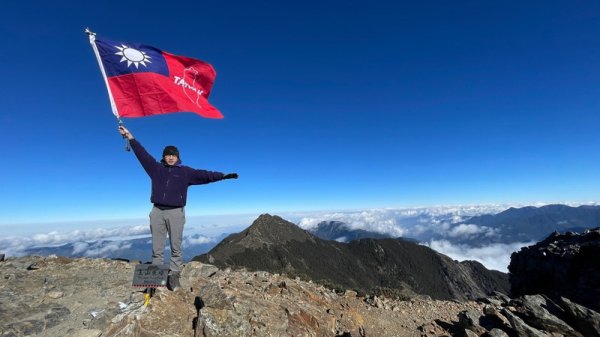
[132,264,169,288]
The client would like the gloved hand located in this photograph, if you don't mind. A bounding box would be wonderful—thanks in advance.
[223,173,239,179]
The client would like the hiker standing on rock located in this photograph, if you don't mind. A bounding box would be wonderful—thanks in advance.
[118,125,238,290]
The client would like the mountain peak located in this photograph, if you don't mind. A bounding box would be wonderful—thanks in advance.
[245,213,315,245]
[203,214,315,262]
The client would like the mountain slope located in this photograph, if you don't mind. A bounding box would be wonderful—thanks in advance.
[194,214,509,300]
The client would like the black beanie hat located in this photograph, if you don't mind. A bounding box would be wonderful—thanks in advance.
[162,145,179,157]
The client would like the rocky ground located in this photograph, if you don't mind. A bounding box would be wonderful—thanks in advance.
[1,255,484,337]
[2,255,599,337]
[0,256,135,337]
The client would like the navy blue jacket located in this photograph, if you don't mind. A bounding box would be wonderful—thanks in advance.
[130,139,225,207]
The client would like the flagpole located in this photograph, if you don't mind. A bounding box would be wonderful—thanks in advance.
[86,28,130,151]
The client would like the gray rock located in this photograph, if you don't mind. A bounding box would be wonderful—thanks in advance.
[87,307,119,330]
[3,320,45,336]
[458,309,482,329]
[502,308,550,337]
[485,328,510,337]
[47,291,64,299]
[489,291,511,304]
[199,283,235,310]
[513,295,580,336]
[44,304,71,329]
[183,261,219,279]
[69,329,103,337]
[463,328,479,337]
[458,309,488,336]
[482,304,511,330]
[27,262,43,270]
[197,308,252,337]
[558,297,600,337]
[483,304,497,315]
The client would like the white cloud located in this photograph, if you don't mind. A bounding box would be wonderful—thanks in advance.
[424,239,535,272]
[0,223,220,257]
[296,209,410,237]
[72,242,90,255]
[81,241,133,257]
[447,224,499,238]
[0,225,150,256]
[183,235,215,246]
[296,205,511,238]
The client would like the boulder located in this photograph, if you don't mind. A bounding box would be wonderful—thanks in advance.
[509,228,600,312]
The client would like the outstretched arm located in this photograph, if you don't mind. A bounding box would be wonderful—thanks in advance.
[189,170,238,185]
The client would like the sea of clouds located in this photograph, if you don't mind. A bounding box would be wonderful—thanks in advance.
[0,211,256,258]
[2,203,588,272]
[0,222,238,259]
[0,225,150,257]
[293,204,545,272]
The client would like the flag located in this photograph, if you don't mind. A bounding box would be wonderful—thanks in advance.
[89,34,223,119]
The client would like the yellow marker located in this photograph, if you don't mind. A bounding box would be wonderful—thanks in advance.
[144,293,151,306]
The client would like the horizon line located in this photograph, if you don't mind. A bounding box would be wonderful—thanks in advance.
[2,200,599,227]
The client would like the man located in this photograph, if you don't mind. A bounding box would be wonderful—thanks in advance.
[119,125,238,290]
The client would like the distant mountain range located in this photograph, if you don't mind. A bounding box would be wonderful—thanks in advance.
[310,204,600,246]
[460,204,600,242]
[194,214,509,301]
[309,220,393,242]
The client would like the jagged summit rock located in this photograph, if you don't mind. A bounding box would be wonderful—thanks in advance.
[195,214,509,301]
[509,227,600,312]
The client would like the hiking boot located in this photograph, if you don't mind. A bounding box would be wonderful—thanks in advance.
[167,272,181,291]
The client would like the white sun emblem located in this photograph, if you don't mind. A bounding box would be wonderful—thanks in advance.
[114,44,152,69]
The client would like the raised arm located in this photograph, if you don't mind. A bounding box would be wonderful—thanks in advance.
[118,126,159,177]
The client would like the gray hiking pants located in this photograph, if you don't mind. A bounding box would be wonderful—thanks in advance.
[149,206,185,272]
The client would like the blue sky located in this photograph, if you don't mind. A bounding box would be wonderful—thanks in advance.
[2,1,600,229]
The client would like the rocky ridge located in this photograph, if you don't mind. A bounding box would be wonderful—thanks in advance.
[196,214,509,301]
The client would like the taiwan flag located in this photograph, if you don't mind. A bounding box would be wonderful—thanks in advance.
[91,35,223,119]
